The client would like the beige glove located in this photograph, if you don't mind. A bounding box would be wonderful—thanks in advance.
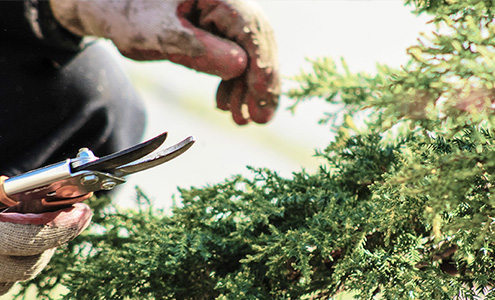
[0,203,92,295]
[49,0,280,125]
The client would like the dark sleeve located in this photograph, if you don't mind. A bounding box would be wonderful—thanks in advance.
[0,0,83,51]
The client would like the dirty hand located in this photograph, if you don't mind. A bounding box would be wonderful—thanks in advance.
[50,0,280,125]
[0,203,92,295]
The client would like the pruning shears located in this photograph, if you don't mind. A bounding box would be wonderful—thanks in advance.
[0,132,195,213]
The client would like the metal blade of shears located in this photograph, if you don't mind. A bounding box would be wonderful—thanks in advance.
[113,136,195,177]
[72,132,168,173]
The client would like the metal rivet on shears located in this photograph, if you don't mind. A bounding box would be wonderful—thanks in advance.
[72,148,98,168]
[101,179,117,191]
[80,174,99,186]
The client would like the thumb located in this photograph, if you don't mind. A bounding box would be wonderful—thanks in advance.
[166,25,248,80]
[119,14,249,81]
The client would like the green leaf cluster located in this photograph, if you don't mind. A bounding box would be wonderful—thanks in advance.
[16,0,495,299]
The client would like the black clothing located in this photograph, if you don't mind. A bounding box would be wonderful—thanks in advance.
[0,1,146,176]
[0,0,83,51]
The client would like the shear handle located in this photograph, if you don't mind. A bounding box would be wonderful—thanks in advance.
[41,192,93,207]
[0,176,19,208]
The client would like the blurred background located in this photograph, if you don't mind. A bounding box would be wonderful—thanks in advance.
[108,0,433,210]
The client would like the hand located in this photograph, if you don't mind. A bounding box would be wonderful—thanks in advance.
[49,0,280,125]
[0,192,92,295]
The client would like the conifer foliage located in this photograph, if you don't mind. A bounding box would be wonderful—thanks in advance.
[18,0,495,299]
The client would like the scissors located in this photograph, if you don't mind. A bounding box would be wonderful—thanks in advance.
[0,132,195,213]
